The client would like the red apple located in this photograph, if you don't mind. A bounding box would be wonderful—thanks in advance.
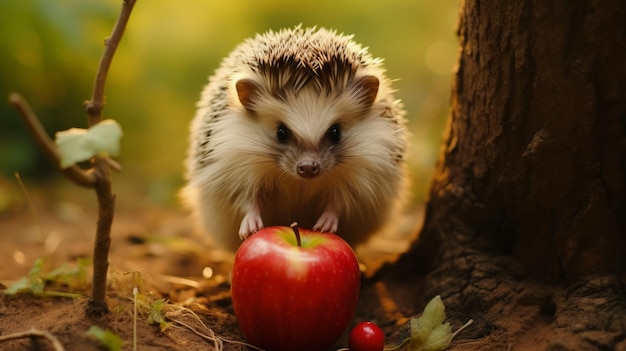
[231,225,361,351]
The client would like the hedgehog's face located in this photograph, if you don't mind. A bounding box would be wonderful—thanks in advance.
[234,75,380,180]
[272,120,342,180]
[252,87,346,180]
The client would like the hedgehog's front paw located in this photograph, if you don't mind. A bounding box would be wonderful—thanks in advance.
[313,208,339,233]
[239,204,264,241]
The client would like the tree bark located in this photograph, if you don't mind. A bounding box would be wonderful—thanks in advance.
[386,0,626,349]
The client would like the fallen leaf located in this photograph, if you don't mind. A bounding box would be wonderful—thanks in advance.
[406,295,473,351]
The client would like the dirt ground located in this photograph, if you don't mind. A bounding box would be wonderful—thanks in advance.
[0,176,420,351]
[0,176,583,351]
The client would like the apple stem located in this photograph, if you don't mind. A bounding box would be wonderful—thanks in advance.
[290,222,302,247]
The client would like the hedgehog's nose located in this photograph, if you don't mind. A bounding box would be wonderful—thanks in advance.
[297,161,320,178]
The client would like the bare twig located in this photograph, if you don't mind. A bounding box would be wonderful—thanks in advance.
[0,328,66,351]
[85,158,115,316]
[86,0,136,317]
[8,93,97,188]
[84,0,136,125]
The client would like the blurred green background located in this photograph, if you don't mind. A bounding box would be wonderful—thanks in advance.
[0,0,459,208]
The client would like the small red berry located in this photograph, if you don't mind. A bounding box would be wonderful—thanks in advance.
[349,321,385,351]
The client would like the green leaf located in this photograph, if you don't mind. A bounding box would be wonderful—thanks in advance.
[55,119,122,168]
[3,277,33,295]
[408,295,454,351]
[44,257,91,290]
[2,258,90,296]
[410,295,447,345]
[147,298,172,331]
[28,257,45,275]
[423,323,452,351]
[3,258,46,295]
[86,326,123,351]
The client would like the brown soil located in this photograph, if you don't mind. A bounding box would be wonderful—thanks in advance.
[0,178,580,351]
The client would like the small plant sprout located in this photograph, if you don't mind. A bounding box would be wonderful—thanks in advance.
[8,0,137,316]
[2,257,88,298]
[403,295,473,351]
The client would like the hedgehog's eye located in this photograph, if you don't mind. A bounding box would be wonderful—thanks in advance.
[327,123,341,143]
[276,123,290,143]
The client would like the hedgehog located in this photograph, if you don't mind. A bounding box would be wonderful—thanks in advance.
[182,26,408,252]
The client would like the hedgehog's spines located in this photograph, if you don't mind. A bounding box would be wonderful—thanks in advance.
[219,26,384,101]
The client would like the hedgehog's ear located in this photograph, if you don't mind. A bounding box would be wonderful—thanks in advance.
[353,75,379,109]
[236,78,262,112]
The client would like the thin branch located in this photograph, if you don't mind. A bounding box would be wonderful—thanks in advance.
[85,0,136,317]
[8,93,97,188]
[7,0,135,318]
[0,328,66,351]
[85,0,137,125]
[86,161,115,316]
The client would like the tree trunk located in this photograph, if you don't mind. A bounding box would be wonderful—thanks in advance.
[386,0,626,349]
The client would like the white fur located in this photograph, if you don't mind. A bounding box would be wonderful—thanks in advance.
[182,26,408,252]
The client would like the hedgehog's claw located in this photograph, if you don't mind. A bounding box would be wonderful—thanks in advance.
[313,208,339,233]
[239,203,264,240]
